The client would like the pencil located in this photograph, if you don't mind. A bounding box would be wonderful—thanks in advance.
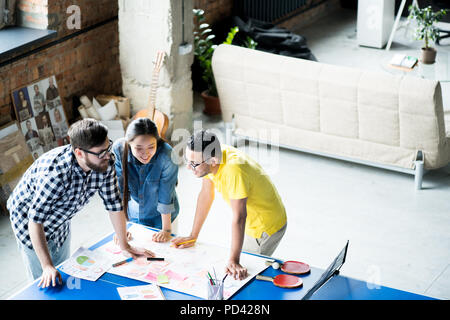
[173,239,196,246]
[147,257,165,261]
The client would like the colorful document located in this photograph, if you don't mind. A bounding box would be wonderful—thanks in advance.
[117,284,165,300]
[59,247,112,281]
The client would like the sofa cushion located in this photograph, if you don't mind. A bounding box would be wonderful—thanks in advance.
[358,72,401,146]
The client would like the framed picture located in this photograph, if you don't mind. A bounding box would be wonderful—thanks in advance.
[13,75,69,156]
[49,106,69,146]
[11,87,33,122]
[27,80,47,116]
[20,118,42,154]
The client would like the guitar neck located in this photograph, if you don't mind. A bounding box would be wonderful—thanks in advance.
[148,72,159,119]
[147,51,165,120]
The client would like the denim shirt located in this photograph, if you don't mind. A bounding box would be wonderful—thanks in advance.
[112,138,179,228]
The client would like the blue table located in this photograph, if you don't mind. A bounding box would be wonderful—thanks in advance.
[10,225,435,300]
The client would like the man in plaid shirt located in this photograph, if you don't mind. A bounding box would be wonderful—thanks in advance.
[7,119,154,288]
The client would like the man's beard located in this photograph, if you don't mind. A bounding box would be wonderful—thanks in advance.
[85,157,109,173]
[195,167,210,178]
[197,171,209,178]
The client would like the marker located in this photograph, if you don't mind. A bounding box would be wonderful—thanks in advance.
[147,257,165,261]
[112,257,133,267]
[172,239,196,247]
[207,272,215,285]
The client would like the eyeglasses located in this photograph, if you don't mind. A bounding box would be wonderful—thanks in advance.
[80,139,113,159]
[184,155,210,169]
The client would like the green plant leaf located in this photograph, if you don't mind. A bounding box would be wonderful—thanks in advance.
[408,4,447,48]
[193,8,204,16]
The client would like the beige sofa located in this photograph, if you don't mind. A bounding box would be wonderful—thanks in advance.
[212,44,450,189]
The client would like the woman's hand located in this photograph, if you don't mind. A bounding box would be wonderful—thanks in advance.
[121,243,155,260]
[152,230,171,243]
[170,236,197,249]
[113,231,132,245]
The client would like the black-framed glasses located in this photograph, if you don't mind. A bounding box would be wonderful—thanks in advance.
[81,139,113,159]
[183,155,210,169]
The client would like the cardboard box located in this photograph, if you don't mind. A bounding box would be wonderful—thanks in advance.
[96,94,131,119]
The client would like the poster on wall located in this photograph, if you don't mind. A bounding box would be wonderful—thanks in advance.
[0,122,34,213]
[12,75,69,158]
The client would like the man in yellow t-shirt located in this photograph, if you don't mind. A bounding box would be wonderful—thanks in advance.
[171,130,287,280]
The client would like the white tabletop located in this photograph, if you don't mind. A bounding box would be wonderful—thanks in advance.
[381,50,450,82]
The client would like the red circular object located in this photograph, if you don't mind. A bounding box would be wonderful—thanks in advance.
[281,261,311,275]
[273,274,303,288]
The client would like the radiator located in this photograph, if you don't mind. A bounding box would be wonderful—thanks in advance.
[233,0,309,23]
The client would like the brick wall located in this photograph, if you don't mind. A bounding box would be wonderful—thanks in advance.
[16,0,118,33]
[48,0,119,36]
[193,0,341,30]
[0,0,121,126]
[193,0,233,25]
[277,0,341,31]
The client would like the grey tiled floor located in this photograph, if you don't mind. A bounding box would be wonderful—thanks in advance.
[1,7,450,300]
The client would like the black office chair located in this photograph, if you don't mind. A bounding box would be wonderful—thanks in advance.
[437,29,450,45]
[433,0,450,45]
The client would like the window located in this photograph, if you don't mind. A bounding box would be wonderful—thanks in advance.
[0,0,56,63]
[0,0,17,30]
[0,27,57,63]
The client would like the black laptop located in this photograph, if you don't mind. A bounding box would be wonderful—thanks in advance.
[301,240,349,300]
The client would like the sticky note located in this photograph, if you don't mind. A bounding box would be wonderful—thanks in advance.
[145,272,157,282]
[157,274,169,284]
[165,270,188,281]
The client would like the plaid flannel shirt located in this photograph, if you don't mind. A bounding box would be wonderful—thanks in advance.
[7,145,123,250]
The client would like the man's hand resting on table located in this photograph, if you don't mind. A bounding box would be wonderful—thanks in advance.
[225,260,248,280]
[38,265,62,288]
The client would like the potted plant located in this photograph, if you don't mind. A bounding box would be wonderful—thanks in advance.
[408,4,447,64]
[193,9,219,115]
[193,9,257,115]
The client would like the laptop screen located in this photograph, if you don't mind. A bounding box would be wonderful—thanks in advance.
[301,240,349,300]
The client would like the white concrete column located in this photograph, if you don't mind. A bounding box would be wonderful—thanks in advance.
[118,0,194,139]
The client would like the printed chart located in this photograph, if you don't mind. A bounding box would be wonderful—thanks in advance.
[59,247,112,281]
[97,223,269,299]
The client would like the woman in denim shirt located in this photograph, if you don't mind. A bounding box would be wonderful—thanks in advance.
[112,118,179,242]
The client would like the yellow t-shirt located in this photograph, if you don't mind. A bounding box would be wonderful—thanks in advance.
[205,145,287,238]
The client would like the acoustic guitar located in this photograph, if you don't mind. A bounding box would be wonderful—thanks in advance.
[133,51,169,140]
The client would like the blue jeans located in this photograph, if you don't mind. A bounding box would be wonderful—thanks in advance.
[16,233,71,281]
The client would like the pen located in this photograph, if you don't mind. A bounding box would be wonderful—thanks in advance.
[147,257,165,261]
[112,257,133,267]
[207,272,215,285]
